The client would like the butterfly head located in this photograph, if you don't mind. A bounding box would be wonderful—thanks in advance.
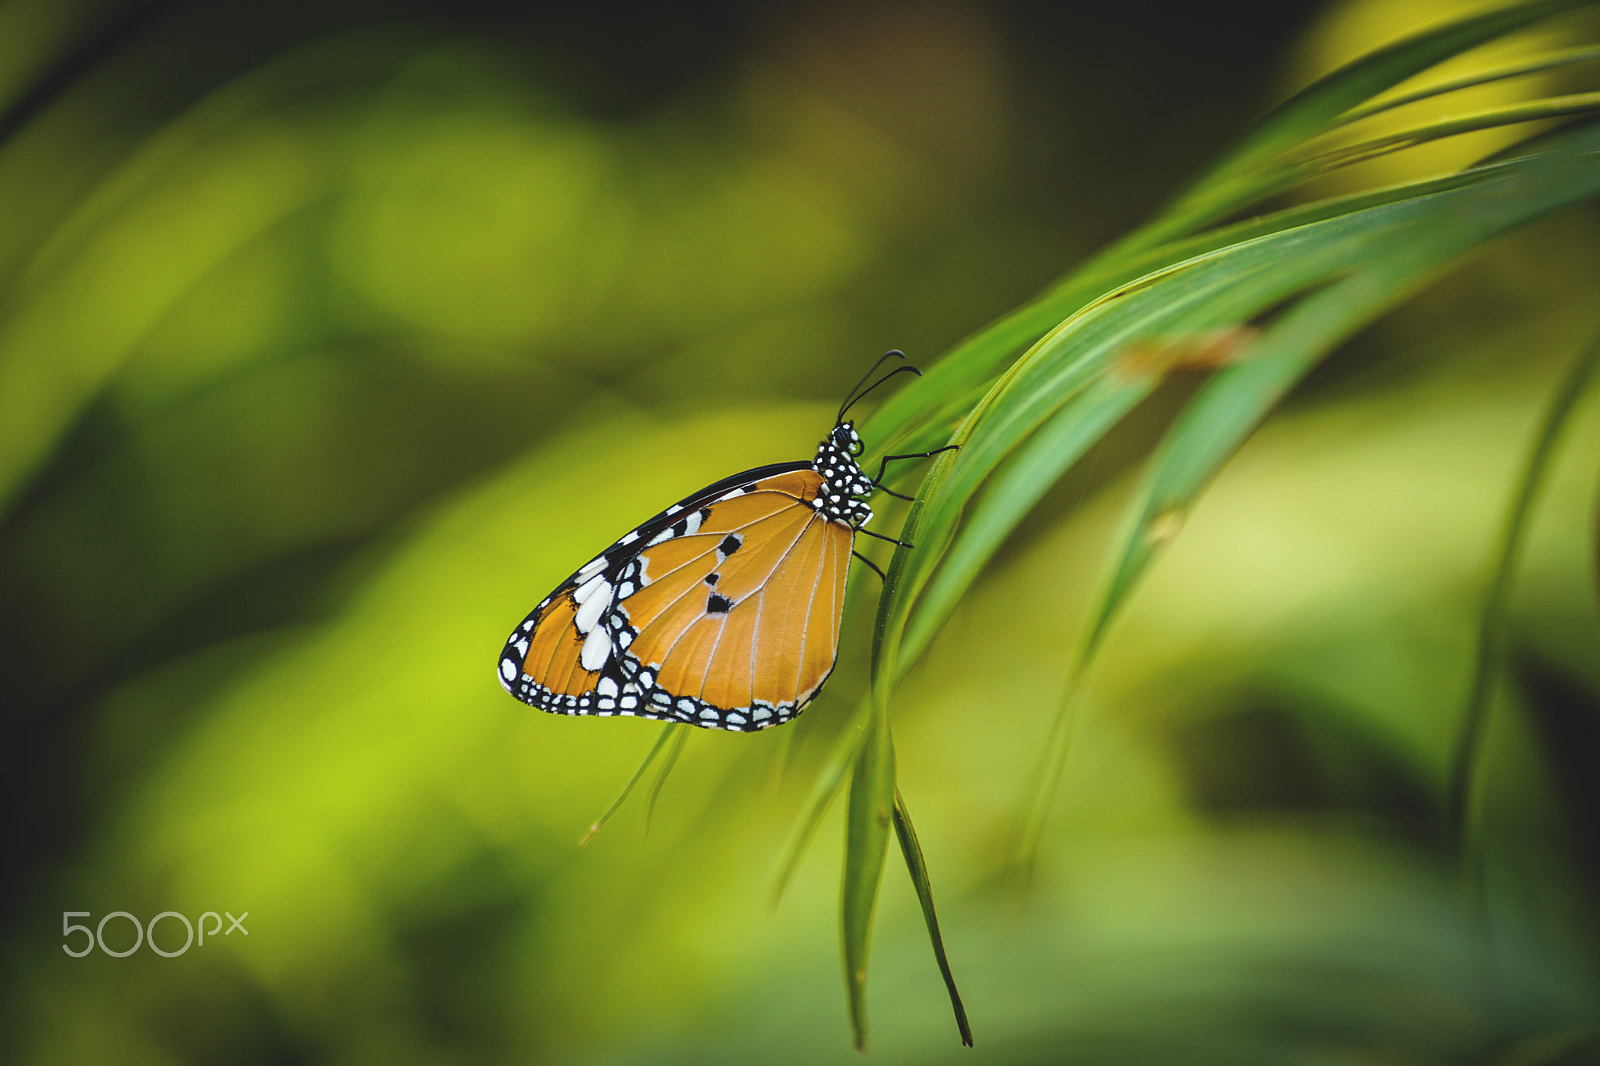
[831,420,864,457]
[816,421,867,475]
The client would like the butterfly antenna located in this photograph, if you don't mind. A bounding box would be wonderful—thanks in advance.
[837,350,907,424]
[838,363,921,425]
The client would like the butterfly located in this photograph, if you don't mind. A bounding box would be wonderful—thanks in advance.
[497,352,951,731]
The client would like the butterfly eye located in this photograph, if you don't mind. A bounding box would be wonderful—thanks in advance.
[842,424,864,456]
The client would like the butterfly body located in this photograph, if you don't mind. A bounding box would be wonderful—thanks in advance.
[499,421,879,731]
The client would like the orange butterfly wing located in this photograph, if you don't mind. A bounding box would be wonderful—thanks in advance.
[499,466,855,730]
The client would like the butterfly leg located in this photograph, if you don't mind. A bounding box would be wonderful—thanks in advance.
[872,444,959,486]
[852,550,888,582]
[858,526,912,549]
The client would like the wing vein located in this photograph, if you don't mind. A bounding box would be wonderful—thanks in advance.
[795,517,829,702]
[630,491,808,587]
[749,586,762,712]
[644,510,826,710]
[525,600,577,698]
[693,615,730,707]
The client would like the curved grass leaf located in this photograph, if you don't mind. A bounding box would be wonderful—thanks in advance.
[1293,92,1600,174]
[899,371,1157,667]
[840,708,895,1051]
[642,722,690,834]
[1447,326,1600,848]
[891,788,973,1047]
[1335,44,1600,126]
[578,723,681,846]
[770,707,865,910]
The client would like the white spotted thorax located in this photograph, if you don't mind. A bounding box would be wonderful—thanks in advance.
[812,421,876,528]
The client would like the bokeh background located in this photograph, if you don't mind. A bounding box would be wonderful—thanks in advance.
[4,0,1600,1062]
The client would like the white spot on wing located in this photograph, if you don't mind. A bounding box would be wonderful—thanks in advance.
[573,582,614,633]
[580,626,612,671]
[499,659,517,682]
[576,557,607,581]
[573,573,606,605]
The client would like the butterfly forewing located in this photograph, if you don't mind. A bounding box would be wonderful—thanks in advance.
[519,595,594,698]
[499,462,855,730]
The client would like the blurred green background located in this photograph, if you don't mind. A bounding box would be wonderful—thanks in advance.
[4,1,1600,1062]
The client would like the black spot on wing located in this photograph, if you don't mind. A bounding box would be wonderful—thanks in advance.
[704,573,719,586]
[719,534,742,557]
[706,593,733,614]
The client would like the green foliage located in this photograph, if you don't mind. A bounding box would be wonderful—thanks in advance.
[826,0,1600,1045]
[1449,326,1600,848]
[6,2,1600,1061]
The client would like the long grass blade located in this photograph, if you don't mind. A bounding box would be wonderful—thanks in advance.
[578,723,681,846]
[1297,92,1600,174]
[1143,0,1596,244]
[641,721,690,835]
[840,709,895,1051]
[770,708,865,909]
[899,370,1157,667]
[1447,325,1600,848]
[891,788,973,1047]
[1336,44,1600,126]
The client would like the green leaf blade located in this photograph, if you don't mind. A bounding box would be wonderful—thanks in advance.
[1448,325,1600,847]
[891,788,973,1047]
[840,711,896,1051]
[577,723,682,847]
